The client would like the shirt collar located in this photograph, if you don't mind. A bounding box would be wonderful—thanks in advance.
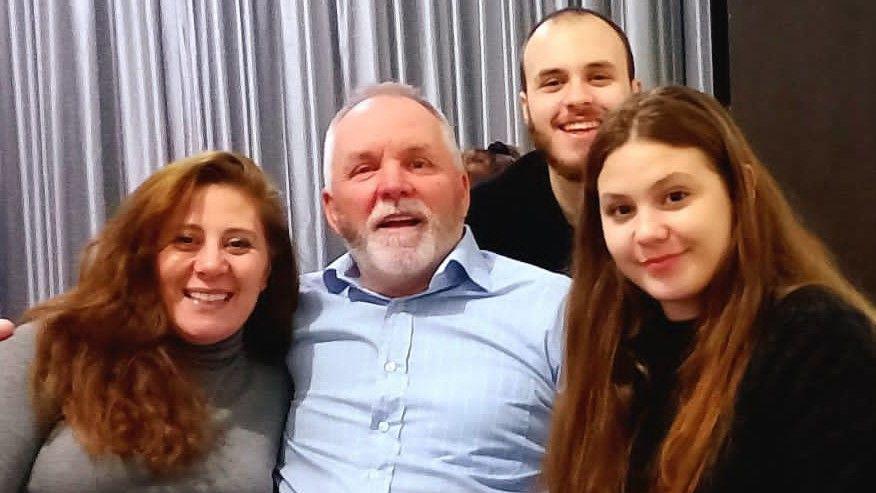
[322,226,492,300]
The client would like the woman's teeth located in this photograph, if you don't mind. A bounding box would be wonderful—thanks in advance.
[186,291,230,302]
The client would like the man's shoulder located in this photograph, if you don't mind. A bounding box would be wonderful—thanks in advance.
[299,270,327,288]
[297,270,334,302]
[480,250,571,293]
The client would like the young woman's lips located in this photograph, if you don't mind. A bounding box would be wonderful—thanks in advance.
[642,252,683,274]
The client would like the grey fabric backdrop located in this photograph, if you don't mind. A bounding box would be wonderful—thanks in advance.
[0,0,712,318]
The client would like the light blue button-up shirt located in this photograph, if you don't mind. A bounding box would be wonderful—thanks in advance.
[277,229,570,492]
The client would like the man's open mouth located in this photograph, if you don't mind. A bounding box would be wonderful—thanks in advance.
[376,213,424,229]
[559,120,600,133]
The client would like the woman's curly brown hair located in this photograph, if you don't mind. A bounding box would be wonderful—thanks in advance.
[24,151,299,474]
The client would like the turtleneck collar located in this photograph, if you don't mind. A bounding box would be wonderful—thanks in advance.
[175,329,245,370]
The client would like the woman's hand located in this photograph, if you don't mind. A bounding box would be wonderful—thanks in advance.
[0,318,14,341]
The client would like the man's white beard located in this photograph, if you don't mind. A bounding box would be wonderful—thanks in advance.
[344,198,457,284]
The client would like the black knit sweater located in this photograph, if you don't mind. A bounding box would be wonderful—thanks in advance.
[466,150,572,274]
[627,286,876,492]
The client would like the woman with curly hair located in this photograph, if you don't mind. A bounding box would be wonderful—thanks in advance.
[0,151,298,492]
[544,86,876,492]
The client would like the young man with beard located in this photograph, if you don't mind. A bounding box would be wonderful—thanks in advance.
[276,83,570,492]
[467,8,641,273]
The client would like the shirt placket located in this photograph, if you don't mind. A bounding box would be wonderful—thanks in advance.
[365,299,414,492]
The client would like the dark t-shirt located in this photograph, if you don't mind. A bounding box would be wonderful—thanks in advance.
[627,286,876,492]
[466,150,572,273]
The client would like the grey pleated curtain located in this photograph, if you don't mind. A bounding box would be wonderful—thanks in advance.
[0,0,712,318]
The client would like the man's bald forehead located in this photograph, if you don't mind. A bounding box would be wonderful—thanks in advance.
[322,83,464,188]
[339,95,437,129]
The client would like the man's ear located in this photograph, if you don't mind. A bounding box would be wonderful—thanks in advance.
[631,78,642,94]
[520,91,531,126]
[322,189,342,236]
[459,169,471,216]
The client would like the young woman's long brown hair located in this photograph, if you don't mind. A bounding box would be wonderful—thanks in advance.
[23,151,299,474]
[544,86,875,493]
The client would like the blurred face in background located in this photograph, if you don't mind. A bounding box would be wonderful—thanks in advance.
[463,149,494,185]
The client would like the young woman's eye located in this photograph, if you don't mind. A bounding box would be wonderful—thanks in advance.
[615,204,634,216]
[665,190,690,204]
[605,203,634,218]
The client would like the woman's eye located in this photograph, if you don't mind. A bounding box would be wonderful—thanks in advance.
[615,204,633,216]
[227,238,253,251]
[605,203,634,218]
[172,235,198,249]
[666,190,689,204]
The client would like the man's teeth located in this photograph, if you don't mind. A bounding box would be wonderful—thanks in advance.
[187,292,229,303]
[562,121,599,131]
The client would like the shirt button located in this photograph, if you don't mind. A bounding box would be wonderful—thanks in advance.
[377,420,390,433]
[384,361,398,372]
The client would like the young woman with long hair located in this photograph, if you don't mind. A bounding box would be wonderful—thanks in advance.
[545,86,875,492]
[0,151,299,492]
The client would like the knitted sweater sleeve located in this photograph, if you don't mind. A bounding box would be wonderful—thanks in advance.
[716,286,876,492]
[0,323,45,490]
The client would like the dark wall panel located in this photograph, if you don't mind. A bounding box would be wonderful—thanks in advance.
[726,0,876,297]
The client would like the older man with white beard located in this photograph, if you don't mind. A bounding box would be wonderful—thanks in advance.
[276,83,570,493]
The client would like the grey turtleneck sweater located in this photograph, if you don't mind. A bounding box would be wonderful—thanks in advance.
[0,324,291,493]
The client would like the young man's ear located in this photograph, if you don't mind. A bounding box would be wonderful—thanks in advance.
[520,91,531,127]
